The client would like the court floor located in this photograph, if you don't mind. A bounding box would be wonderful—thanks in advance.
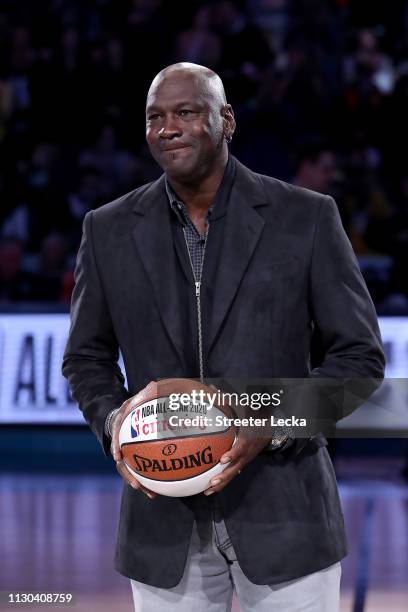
[0,458,407,611]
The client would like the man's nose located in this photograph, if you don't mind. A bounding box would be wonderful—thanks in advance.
[158,116,182,138]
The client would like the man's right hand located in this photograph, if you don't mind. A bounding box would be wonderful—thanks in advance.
[110,387,157,499]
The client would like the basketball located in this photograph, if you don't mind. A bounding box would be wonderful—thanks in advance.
[119,379,236,497]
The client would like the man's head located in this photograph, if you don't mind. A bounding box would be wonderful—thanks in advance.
[145,62,235,184]
[294,142,337,194]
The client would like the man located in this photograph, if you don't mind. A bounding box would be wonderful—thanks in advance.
[63,63,385,611]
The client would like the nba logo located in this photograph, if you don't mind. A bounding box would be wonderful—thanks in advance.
[130,409,140,439]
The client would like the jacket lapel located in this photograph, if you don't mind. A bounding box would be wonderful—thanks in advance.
[129,160,271,366]
[131,176,185,366]
[206,160,268,354]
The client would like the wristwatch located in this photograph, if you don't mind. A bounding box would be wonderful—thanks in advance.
[268,429,291,450]
[267,408,295,450]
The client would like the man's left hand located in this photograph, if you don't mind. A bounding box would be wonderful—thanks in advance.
[204,436,271,495]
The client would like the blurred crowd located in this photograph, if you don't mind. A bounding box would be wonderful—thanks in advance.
[1,0,408,312]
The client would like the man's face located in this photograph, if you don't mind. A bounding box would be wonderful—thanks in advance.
[146,72,225,182]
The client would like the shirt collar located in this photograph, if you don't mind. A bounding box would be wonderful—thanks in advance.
[165,156,236,224]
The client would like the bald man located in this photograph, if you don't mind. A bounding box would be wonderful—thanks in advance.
[63,63,384,611]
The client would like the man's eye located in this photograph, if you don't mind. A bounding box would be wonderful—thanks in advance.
[147,114,160,121]
[179,109,194,117]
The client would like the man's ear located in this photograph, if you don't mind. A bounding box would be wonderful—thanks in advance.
[222,104,236,141]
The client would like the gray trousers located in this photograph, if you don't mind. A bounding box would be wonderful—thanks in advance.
[131,498,341,612]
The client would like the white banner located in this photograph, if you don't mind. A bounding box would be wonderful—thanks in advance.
[0,314,406,425]
[0,314,82,423]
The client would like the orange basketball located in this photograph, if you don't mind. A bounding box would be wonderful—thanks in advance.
[119,379,236,496]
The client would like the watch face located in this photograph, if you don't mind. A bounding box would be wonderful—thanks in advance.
[271,434,288,447]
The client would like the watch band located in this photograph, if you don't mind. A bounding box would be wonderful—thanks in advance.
[105,407,120,438]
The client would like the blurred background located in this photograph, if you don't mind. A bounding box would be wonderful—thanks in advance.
[0,1,407,611]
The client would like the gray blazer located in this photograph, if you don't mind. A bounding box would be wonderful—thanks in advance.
[63,158,385,587]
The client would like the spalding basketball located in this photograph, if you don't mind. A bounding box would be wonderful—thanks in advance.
[119,379,236,497]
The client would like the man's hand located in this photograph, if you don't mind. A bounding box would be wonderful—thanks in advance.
[204,435,271,496]
[110,388,157,500]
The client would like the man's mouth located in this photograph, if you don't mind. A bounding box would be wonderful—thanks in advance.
[162,144,192,152]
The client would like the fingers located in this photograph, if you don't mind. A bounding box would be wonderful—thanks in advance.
[111,384,159,499]
[219,436,247,465]
[204,440,247,495]
[204,458,244,496]
[110,396,138,461]
[219,436,270,467]
[116,461,156,499]
[204,438,266,495]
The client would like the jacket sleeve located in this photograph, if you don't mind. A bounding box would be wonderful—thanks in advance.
[62,211,131,456]
[309,195,385,379]
[282,195,386,444]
